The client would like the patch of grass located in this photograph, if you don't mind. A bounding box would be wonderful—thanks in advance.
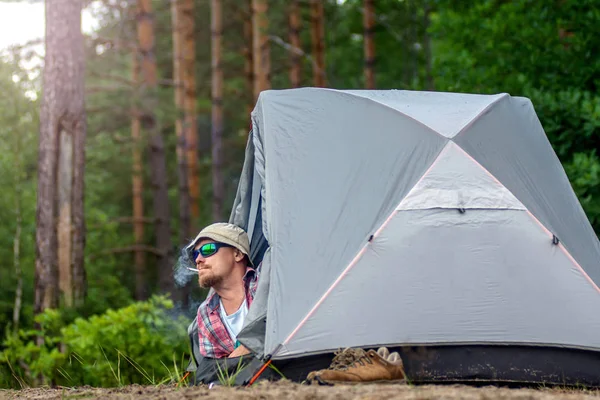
[56,367,74,384]
[4,355,27,389]
[216,357,247,387]
[99,346,121,387]
[159,352,191,387]
[69,352,85,367]
[116,350,157,385]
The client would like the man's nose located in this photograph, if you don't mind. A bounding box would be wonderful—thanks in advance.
[195,253,205,265]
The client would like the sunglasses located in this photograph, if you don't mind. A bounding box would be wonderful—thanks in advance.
[191,242,233,261]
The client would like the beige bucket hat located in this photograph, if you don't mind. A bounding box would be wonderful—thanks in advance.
[187,222,252,264]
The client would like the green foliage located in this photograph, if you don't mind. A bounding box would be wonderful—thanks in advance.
[565,151,600,229]
[0,296,190,388]
[1,0,599,389]
[527,89,600,160]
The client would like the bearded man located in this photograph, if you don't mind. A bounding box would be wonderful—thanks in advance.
[188,222,257,359]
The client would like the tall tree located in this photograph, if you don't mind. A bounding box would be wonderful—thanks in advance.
[289,0,302,88]
[131,51,147,301]
[181,0,199,225]
[36,0,87,313]
[363,0,375,89]
[211,0,225,220]
[310,0,325,87]
[244,0,254,121]
[171,0,192,241]
[252,0,271,101]
[135,0,173,295]
[13,176,23,330]
[12,104,23,331]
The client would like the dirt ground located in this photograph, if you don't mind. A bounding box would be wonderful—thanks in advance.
[2,381,600,400]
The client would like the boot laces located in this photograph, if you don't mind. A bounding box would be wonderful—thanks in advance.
[329,348,373,371]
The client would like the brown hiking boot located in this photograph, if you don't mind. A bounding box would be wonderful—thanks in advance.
[306,347,406,385]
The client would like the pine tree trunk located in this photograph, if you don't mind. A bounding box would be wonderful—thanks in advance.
[244,0,254,121]
[58,126,74,306]
[211,0,225,221]
[172,0,192,242]
[36,0,86,315]
[289,0,302,88]
[13,196,22,330]
[131,51,147,301]
[252,0,270,102]
[310,0,325,87]
[181,0,199,225]
[72,81,87,308]
[13,140,23,331]
[136,0,173,295]
[363,0,375,89]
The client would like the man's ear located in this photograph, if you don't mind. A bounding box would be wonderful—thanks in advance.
[234,249,245,263]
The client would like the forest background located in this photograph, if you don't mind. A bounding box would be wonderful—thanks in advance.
[0,0,599,389]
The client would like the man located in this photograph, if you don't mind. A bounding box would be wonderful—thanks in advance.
[188,222,258,359]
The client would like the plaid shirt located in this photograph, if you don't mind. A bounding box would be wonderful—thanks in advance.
[197,266,260,358]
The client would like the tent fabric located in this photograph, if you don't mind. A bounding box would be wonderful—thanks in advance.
[216,88,600,370]
[277,208,600,358]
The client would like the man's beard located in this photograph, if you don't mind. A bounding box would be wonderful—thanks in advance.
[199,271,223,288]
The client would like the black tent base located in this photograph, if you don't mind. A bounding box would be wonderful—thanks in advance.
[252,344,600,389]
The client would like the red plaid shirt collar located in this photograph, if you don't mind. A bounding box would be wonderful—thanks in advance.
[197,266,258,358]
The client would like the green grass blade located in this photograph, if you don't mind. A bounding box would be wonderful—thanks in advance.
[117,350,154,385]
[99,346,121,387]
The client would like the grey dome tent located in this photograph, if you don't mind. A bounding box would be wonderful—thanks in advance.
[186,88,600,387]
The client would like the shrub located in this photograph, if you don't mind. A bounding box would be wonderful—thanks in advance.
[1,295,190,388]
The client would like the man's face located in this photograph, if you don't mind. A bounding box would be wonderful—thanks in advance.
[194,239,238,288]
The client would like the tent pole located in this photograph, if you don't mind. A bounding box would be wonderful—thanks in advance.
[247,359,272,386]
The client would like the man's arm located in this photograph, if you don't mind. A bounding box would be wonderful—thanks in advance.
[228,344,251,358]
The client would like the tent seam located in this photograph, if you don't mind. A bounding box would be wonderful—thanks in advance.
[323,88,448,141]
[395,142,451,211]
[453,93,509,138]
[399,206,527,211]
[525,210,600,295]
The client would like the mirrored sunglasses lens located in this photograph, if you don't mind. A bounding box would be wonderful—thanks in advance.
[200,243,218,257]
